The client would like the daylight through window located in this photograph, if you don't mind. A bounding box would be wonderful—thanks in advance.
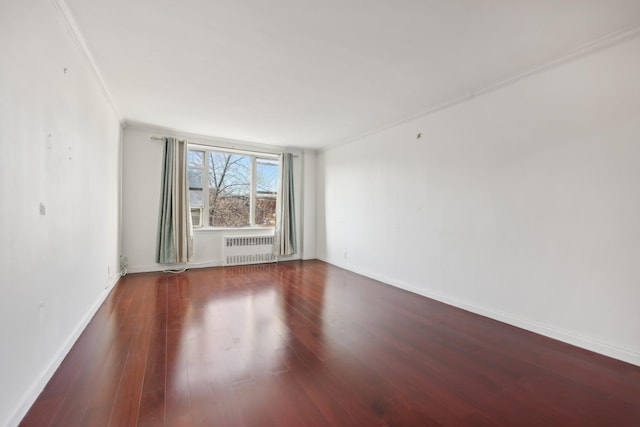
[187,148,279,228]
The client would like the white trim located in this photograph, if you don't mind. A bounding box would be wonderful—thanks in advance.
[250,156,257,225]
[188,147,279,228]
[188,143,279,159]
[50,0,123,123]
[188,260,224,269]
[126,261,224,274]
[194,226,275,232]
[126,264,179,274]
[128,120,291,155]
[125,265,160,274]
[318,257,640,367]
[126,254,303,274]
[8,274,121,427]
[299,152,305,260]
[190,207,204,228]
[321,24,640,152]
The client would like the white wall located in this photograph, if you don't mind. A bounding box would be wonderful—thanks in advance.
[122,124,313,272]
[302,150,317,260]
[317,34,640,366]
[0,1,122,426]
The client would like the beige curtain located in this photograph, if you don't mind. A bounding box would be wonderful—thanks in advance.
[273,153,296,257]
[156,137,193,264]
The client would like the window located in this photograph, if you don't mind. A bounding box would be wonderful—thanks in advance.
[187,147,279,228]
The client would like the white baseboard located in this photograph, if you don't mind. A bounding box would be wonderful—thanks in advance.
[188,260,224,269]
[126,256,302,274]
[399,282,640,367]
[126,264,163,274]
[126,260,224,274]
[8,274,121,427]
[318,256,640,367]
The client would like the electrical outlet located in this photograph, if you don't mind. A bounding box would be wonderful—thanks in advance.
[107,265,111,276]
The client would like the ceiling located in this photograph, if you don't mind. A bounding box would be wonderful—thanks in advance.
[65,0,640,149]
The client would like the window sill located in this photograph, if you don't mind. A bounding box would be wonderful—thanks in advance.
[193,226,275,233]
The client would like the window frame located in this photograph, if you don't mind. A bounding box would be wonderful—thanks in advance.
[187,144,279,229]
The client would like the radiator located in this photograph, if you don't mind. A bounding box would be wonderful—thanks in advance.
[223,235,276,266]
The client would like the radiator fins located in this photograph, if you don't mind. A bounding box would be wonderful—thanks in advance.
[223,236,276,266]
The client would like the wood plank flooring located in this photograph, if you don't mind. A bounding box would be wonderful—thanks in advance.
[20,260,640,426]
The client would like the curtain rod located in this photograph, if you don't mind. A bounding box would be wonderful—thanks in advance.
[150,136,186,142]
[150,136,298,158]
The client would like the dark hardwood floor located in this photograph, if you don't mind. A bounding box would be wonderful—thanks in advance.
[20,260,640,426]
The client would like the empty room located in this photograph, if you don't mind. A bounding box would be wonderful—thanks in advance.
[2,0,640,426]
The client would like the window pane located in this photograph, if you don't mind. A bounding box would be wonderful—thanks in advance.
[188,169,202,190]
[190,207,202,227]
[189,190,203,207]
[255,196,276,226]
[255,158,279,226]
[256,158,278,195]
[208,152,251,227]
[188,150,204,168]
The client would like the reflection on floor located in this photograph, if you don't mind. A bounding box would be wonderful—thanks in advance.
[21,260,640,426]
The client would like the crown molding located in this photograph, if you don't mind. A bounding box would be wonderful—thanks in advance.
[322,24,640,152]
[124,119,299,154]
[50,0,123,124]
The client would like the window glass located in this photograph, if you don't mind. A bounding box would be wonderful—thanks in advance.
[187,150,204,168]
[188,169,202,190]
[187,148,280,228]
[190,207,202,227]
[189,190,203,207]
[255,158,279,226]
[208,152,251,227]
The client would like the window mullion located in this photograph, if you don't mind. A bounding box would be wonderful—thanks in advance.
[203,150,209,227]
[250,156,256,226]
